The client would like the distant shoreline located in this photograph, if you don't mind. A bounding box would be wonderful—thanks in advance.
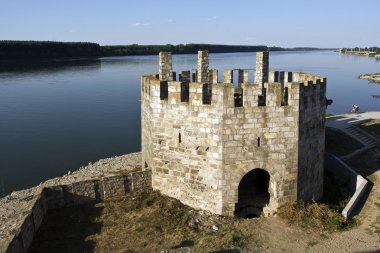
[0,40,336,60]
[358,73,380,84]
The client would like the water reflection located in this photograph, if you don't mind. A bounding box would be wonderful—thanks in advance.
[0,51,379,196]
[0,58,101,74]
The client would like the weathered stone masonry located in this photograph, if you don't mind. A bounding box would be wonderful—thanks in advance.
[141,51,327,217]
[1,168,151,253]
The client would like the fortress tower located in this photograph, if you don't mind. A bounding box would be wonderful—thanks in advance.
[141,51,326,217]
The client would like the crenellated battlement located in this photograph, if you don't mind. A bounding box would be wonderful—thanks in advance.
[141,70,326,110]
[142,51,327,217]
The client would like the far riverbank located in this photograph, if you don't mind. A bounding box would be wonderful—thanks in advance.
[0,40,334,60]
[358,73,380,84]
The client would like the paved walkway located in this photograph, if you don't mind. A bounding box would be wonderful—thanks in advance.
[326,111,380,129]
[326,111,380,151]
[322,112,380,252]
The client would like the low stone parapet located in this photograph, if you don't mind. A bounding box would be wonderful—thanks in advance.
[0,152,149,253]
[325,153,368,218]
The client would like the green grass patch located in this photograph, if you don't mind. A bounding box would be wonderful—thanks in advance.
[278,172,356,232]
[278,200,356,231]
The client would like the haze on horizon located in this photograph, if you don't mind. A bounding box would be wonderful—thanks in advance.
[0,0,379,48]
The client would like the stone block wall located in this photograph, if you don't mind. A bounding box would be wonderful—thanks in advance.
[255,51,269,85]
[142,77,226,213]
[141,51,327,216]
[197,51,209,82]
[159,52,173,81]
[1,171,151,253]
[141,76,155,172]
[297,78,326,201]
[220,82,302,215]
[238,69,249,83]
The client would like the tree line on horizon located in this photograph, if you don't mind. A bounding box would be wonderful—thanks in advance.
[0,40,328,60]
[0,41,100,59]
[101,44,268,56]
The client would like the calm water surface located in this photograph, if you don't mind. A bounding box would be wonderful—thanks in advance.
[0,51,379,195]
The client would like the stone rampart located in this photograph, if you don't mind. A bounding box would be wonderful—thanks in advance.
[0,153,149,253]
[141,73,326,110]
[142,51,327,217]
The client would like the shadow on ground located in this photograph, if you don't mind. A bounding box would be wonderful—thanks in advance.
[29,203,103,253]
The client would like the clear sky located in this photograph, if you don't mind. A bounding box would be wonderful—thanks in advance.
[0,0,379,47]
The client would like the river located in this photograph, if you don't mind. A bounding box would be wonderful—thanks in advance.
[0,50,379,195]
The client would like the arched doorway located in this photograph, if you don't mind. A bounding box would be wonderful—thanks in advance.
[235,169,270,218]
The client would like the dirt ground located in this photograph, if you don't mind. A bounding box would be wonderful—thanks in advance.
[29,173,380,253]
[29,124,380,253]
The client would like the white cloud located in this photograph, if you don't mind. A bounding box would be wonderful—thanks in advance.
[131,22,151,27]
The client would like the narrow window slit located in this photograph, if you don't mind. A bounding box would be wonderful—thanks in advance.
[281,87,289,106]
[180,82,189,102]
[202,83,212,105]
[258,88,266,106]
[234,90,243,107]
[160,81,168,100]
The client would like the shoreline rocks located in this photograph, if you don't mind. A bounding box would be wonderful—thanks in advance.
[358,73,380,84]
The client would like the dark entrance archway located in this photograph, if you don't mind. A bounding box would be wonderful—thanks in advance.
[235,169,270,218]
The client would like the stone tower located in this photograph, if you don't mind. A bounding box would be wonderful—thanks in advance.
[141,51,326,217]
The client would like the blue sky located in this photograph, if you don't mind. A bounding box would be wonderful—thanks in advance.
[0,0,379,47]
